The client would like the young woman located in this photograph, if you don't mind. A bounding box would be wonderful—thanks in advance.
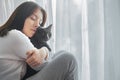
[0,1,78,80]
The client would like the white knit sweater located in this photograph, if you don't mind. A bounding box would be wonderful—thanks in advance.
[0,29,36,80]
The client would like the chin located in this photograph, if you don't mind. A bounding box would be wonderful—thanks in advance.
[27,34,33,38]
[29,35,33,38]
[27,32,35,38]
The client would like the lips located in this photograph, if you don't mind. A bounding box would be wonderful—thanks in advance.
[31,29,37,32]
[30,30,36,35]
[32,29,36,32]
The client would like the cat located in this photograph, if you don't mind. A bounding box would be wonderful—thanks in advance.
[30,24,52,51]
[22,24,52,80]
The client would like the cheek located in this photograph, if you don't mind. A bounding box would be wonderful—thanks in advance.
[26,21,34,27]
[24,18,35,27]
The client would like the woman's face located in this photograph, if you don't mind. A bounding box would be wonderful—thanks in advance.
[22,8,43,37]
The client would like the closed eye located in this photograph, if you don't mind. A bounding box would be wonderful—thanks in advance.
[30,16,37,21]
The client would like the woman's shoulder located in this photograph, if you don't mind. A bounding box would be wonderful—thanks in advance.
[9,29,30,42]
[9,29,27,38]
[9,29,26,37]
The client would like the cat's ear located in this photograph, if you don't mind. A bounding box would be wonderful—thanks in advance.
[46,24,52,31]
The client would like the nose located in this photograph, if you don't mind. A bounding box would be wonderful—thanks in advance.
[35,20,40,28]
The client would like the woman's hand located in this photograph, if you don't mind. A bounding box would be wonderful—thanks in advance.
[26,47,48,67]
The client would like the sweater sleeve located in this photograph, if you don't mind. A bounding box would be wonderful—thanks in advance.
[10,30,36,60]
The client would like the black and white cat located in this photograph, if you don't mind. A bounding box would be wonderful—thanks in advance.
[30,24,52,51]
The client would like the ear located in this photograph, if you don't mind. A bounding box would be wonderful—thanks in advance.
[46,24,52,31]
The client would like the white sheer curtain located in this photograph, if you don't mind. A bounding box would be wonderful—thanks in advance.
[0,0,14,26]
[53,0,120,80]
[0,0,120,80]
[86,0,120,80]
[54,0,82,79]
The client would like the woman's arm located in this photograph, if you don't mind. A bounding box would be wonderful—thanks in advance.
[10,30,48,69]
[26,47,48,67]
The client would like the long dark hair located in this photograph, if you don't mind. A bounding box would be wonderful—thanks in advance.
[0,1,47,37]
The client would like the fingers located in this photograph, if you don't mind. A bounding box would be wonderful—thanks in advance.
[26,56,43,67]
[26,49,43,67]
[29,60,42,67]
[26,48,46,67]
[26,50,34,58]
[26,56,35,64]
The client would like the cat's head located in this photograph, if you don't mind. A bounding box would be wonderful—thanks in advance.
[30,24,52,50]
[33,24,52,42]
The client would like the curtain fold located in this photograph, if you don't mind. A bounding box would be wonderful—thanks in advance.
[0,0,14,26]
[81,0,90,80]
[87,0,105,80]
[104,0,120,80]
[55,0,82,80]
